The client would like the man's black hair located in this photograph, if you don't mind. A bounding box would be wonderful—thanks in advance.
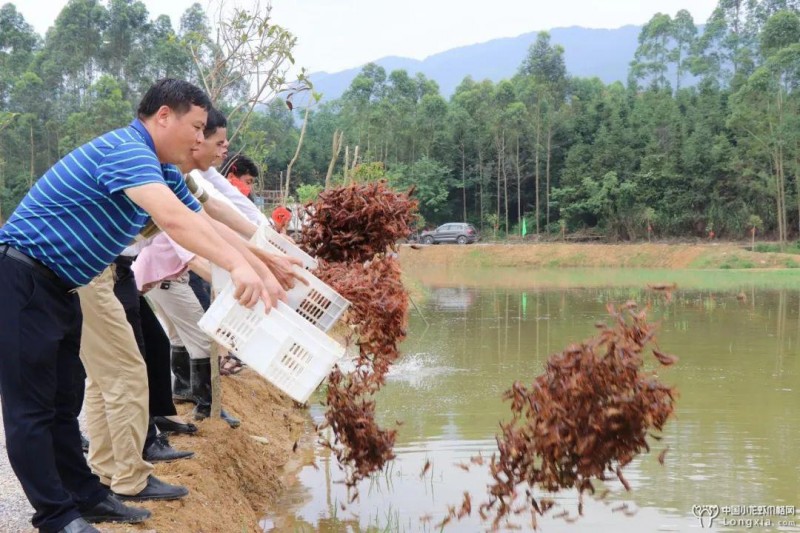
[137,78,212,119]
[220,153,259,178]
[204,107,228,137]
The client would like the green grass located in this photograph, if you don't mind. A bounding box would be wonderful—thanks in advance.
[752,241,800,254]
[407,266,800,291]
[466,247,489,264]
[689,253,757,269]
[717,256,756,269]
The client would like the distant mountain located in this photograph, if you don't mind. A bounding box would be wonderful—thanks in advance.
[308,25,643,102]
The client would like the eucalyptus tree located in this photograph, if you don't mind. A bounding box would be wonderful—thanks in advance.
[629,13,674,91]
[671,10,699,90]
[516,31,568,233]
[729,10,800,243]
[450,77,496,227]
[40,0,108,106]
[339,62,386,161]
[694,0,761,88]
[0,3,39,104]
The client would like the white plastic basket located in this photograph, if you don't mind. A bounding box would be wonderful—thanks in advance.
[198,283,346,403]
[212,236,350,333]
[253,223,317,271]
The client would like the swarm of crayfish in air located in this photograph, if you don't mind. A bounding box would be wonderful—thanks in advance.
[301,181,417,497]
[433,297,679,530]
[300,180,418,264]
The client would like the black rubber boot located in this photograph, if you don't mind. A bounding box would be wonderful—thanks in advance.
[190,358,241,429]
[171,346,193,403]
[143,433,194,463]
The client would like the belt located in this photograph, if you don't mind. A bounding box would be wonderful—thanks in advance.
[0,244,66,286]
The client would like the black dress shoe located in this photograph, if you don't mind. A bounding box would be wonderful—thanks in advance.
[58,517,100,533]
[144,433,194,463]
[81,493,151,524]
[153,415,198,435]
[115,475,189,502]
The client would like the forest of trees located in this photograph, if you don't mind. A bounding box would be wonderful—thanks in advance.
[2,0,800,241]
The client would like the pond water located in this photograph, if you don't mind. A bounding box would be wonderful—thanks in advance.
[268,268,800,532]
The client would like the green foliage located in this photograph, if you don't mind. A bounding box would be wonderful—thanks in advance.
[387,157,452,217]
[60,76,133,151]
[296,183,323,204]
[749,214,764,230]
[351,161,387,182]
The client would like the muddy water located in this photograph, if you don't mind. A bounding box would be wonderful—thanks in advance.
[268,269,800,532]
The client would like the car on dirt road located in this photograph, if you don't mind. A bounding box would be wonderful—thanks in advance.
[419,222,480,245]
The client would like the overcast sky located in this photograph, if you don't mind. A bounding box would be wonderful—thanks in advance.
[21,0,720,73]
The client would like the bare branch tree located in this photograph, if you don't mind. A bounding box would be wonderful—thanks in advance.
[284,101,313,202]
[184,0,310,144]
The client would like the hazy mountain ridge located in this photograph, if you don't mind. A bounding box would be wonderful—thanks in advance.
[308,25,644,101]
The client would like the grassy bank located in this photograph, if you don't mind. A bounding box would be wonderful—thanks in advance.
[398,242,800,270]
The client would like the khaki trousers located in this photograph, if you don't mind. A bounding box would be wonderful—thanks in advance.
[146,274,211,361]
[78,267,152,495]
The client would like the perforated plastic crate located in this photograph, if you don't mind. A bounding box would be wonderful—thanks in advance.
[253,223,317,271]
[211,235,350,332]
[198,283,345,403]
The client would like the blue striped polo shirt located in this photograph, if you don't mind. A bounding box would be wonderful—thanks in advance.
[0,119,201,286]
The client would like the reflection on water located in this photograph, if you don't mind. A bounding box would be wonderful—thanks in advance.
[269,272,800,532]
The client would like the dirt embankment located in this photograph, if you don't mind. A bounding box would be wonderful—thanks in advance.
[104,370,313,533]
[398,242,800,270]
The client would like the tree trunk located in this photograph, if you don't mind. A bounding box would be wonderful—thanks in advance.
[496,136,501,235]
[325,130,343,190]
[343,146,350,183]
[774,151,785,246]
[29,122,35,190]
[534,103,542,236]
[211,342,223,419]
[478,150,484,232]
[461,141,467,222]
[514,136,521,234]
[546,120,552,232]
[502,131,509,237]
[795,149,800,236]
[779,149,788,244]
[284,104,311,201]
[351,145,359,180]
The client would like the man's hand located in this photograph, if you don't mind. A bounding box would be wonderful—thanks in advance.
[249,247,308,292]
[239,248,288,307]
[229,261,271,310]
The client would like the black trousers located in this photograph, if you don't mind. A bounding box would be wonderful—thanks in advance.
[188,271,211,311]
[112,257,175,420]
[0,253,107,532]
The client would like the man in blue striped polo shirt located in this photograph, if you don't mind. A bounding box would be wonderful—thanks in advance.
[0,79,283,533]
